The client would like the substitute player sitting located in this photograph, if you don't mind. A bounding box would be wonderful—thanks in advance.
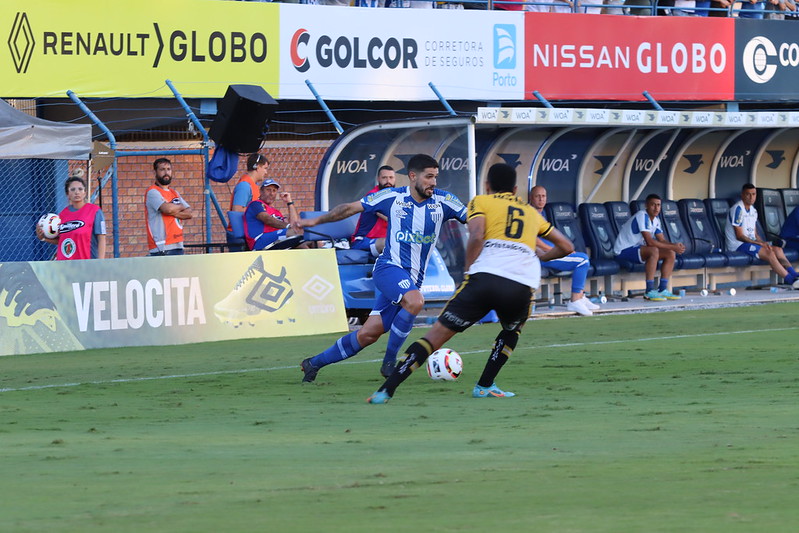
[726,183,798,287]
[368,163,574,404]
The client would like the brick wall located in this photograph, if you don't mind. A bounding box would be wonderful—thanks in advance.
[104,140,332,257]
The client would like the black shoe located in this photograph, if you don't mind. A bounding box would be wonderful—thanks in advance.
[380,361,395,379]
[301,358,319,383]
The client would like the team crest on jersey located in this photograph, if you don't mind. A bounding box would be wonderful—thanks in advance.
[398,279,411,289]
[60,238,76,259]
[430,210,443,224]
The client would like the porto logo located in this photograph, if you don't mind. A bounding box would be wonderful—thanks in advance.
[493,24,515,70]
[8,12,35,74]
[290,29,418,72]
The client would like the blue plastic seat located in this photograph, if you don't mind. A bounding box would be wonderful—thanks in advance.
[604,201,631,237]
[547,202,618,277]
[579,203,633,272]
[659,200,705,269]
[677,199,730,268]
[300,211,372,265]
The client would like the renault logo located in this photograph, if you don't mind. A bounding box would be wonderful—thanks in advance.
[8,12,35,74]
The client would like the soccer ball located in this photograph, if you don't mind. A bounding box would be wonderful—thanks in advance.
[427,348,463,381]
[38,213,61,239]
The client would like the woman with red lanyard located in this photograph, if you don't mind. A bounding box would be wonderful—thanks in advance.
[36,171,107,260]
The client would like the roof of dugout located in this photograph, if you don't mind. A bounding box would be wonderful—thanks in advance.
[314,108,799,210]
[0,99,91,160]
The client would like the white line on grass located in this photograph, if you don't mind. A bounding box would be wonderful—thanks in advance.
[1,326,796,394]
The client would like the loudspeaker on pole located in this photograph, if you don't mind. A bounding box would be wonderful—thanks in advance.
[208,85,278,154]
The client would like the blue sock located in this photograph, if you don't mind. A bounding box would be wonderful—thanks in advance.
[311,330,362,368]
[658,278,669,291]
[383,308,416,366]
[787,266,797,277]
[646,280,655,291]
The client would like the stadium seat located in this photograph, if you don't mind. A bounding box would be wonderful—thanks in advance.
[659,200,705,269]
[677,199,740,267]
[579,203,639,272]
[227,211,248,251]
[629,199,647,215]
[781,188,799,218]
[546,202,618,277]
[299,211,371,264]
[755,188,786,242]
[604,201,631,237]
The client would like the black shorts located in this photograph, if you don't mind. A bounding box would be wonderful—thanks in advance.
[438,272,533,334]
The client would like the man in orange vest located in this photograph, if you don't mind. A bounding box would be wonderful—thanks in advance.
[227,153,269,251]
[145,157,193,256]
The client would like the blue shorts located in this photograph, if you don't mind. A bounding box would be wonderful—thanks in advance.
[736,242,762,257]
[370,263,418,331]
[252,229,288,250]
[351,236,379,257]
[617,246,643,264]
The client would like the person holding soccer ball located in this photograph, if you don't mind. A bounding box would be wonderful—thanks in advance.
[367,163,574,404]
[35,170,107,260]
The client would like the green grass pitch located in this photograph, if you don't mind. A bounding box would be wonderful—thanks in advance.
[1,303,798,532]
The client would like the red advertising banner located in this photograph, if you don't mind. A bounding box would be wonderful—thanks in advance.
[525,13,735,101]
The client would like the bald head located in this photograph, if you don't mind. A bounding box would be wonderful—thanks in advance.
[530,185,547,212]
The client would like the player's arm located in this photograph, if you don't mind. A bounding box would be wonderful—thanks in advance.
[537,228,574,262]
[159,200,193,220]
[464,215,486,271]
[256,210,289,230]
[97,234,107,259]
[297,201,364,228]
[536,239,553,255]
[230,182,251,212]
[654,232,686,254]
[733,224,765,246]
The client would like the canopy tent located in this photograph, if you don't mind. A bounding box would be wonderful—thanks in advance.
[0,99,91,160]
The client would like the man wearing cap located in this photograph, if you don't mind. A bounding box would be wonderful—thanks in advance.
[243,178,303,250]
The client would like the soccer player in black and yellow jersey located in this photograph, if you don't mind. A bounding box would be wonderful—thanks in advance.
[368,163,574,404]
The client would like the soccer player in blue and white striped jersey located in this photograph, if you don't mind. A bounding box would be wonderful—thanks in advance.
[298,154,467,383]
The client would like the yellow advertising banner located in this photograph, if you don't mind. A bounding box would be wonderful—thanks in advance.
[1,0,280,98]
[0,250,348,356]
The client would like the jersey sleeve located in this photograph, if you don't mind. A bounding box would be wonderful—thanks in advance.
[176,192,190,209]
[467,196,484,221]
[231,182,252,209]
[534,209,554,238]
[730,205,744,227]
[440,191,467,223]
[361,188,394,217]
[146,189,165,211]
[94,209,107,236]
